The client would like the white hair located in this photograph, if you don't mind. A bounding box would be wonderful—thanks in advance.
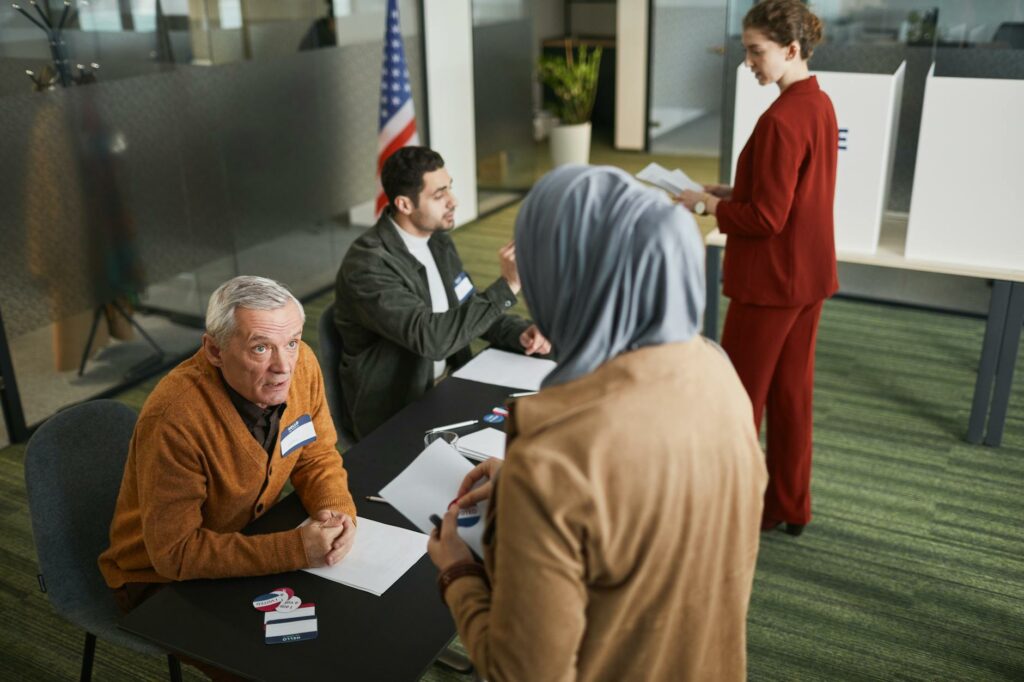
[205,276,305,346]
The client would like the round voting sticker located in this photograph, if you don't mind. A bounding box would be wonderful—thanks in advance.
[457,505,481,528]
[252,591,286,611]
[253,587,295,611]
[276,595,303,612]
[483,405,508,424]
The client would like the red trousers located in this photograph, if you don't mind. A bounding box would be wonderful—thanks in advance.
[721,299,824,527]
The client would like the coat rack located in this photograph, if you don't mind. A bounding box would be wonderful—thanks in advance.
[13,1,76,86]
[15,0,166,380]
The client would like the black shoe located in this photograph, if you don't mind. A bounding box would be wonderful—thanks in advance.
[783,523,805,537]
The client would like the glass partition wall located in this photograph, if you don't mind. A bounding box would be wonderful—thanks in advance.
[648,0,729,156]
[472,0,537,211]
[0,0,425,445]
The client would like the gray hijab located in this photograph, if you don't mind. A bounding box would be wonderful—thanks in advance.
[515,165,705,388]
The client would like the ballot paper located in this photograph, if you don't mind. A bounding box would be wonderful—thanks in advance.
[456,427,507,462]
[636,162,703,195]
[452,348,556,391]
[379,439,488,557]
[300,517,428,596]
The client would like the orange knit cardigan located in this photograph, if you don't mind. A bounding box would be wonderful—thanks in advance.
[99,342,356,588]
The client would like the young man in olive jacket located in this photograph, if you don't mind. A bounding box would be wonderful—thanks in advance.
[334,147,549,440]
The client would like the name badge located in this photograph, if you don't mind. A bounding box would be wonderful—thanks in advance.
[280,414,316,457]
[265,604,318,644]
[453,272,475,303]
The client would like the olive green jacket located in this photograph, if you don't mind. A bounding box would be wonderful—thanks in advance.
[334,215,530,439]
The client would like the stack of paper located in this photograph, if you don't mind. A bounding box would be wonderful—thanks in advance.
[452,348,555,391]
[379,439,488,557]
[456,427,507,462]
[301,516,428,597]
[636,162,703,195]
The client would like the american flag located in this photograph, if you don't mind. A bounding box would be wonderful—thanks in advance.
[375,0,420,217]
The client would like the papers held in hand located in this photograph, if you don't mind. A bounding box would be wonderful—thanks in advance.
[636,162,703,195]
[379,440,488,557]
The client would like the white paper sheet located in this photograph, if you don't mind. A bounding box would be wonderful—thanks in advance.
[452,348,555,391]
[301,517,427,596]
[636,162,703,195]
[456,427,507,462]
[379,440,488,557]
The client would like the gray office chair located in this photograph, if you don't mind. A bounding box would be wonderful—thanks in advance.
[24,400,182,681]
[317,302,357,449]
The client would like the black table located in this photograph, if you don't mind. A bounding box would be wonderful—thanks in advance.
[120,377,516,681]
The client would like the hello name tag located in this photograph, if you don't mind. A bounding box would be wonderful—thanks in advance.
[453,272,475,303]
[265,604,317,644]
[280,415,316,457]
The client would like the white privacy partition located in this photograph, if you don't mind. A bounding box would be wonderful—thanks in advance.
[905,66,1024,271]
[731,61,905,255]
[423,0,478,225]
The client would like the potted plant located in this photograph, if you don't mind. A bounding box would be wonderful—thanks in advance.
[538,42,602,167]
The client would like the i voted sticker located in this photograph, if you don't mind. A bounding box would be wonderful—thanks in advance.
[253,591,287,612]
[252,587,294,611]
[482,406,508,424]
[276,595,303,612]
[457,505,482,528]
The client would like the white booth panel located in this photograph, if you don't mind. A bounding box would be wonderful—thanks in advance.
[424,0,478,225]
[905,67,1024,272]
[615,0,649,151]
[731,62,905,255]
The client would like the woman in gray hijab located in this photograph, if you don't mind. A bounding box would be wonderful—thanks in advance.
[428,165,767,681]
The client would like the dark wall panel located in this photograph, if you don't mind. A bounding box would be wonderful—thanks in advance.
[473,18,534,161]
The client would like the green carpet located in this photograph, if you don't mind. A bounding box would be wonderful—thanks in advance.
[1,177,1022,679]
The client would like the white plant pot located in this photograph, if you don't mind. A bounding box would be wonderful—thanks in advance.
[549,121,592,167]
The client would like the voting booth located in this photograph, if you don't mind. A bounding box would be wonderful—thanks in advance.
[731,61,905,255]
[905,66,1024,271]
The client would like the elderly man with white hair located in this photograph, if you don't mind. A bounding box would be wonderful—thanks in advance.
[100,275,357,613]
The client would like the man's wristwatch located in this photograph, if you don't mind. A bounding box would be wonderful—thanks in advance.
[694,196,707,216]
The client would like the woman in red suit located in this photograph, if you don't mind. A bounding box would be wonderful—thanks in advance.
[679,0,837,536]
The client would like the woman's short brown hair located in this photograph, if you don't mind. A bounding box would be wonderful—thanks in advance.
[743,0,824,60]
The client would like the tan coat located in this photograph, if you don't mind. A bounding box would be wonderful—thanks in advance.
[445,339,767,681]
[99,343,356,588]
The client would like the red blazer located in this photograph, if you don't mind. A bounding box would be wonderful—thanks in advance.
[716,76,839,307]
